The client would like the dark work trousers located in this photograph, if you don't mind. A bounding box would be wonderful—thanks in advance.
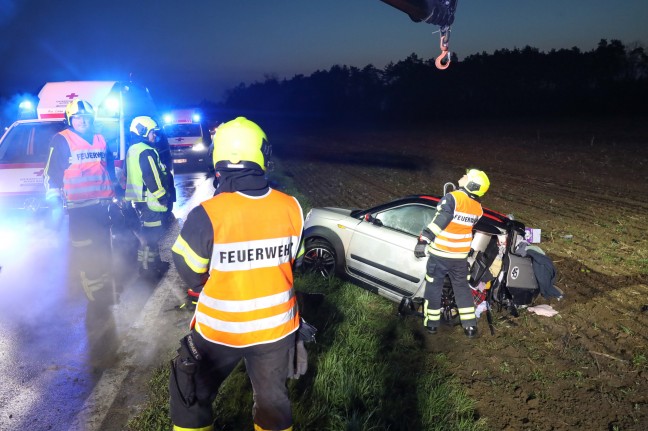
[423,253,477,329]
[68,201,114,306]
[133,202,165,271]
[170,330,295,431]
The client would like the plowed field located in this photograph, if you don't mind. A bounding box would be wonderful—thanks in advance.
[275,117,648,430]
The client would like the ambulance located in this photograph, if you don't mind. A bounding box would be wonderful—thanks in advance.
[0,81,164,211]
[162,108,210,170]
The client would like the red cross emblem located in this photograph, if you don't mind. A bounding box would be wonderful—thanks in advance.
[65,93,79,99]
[176,137,185,142]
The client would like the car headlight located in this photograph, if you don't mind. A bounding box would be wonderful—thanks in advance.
[192,142,206,152]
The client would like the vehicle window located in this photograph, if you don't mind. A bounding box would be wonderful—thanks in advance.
[163,124,202,138]
[0,122,66,163]
[95,119,120,157]
[374,204,436,236]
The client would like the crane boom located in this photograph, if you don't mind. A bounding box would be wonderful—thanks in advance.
[380,0,459,69]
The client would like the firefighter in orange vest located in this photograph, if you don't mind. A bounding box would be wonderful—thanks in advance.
[44,98,117,307]
[169,117,304,431]
[414,169,490,338]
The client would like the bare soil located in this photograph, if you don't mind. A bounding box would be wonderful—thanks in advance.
[275,116,648,431]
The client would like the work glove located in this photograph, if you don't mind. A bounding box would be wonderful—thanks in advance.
[287,318,317,379]
[179,288,200,312]
[287,339,308,379]
[298,318,318,343]
[414,236,430,258]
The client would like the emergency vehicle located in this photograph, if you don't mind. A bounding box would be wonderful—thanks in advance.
[0,81,164,211]
[162,109,210,170]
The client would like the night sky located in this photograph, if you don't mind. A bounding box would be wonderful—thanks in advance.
[1,0,647,107]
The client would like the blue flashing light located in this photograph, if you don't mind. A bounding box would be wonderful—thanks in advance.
[104,97,120,114]
[163,114,173,124]
[18,98,37,119]
[19,100,33,110]
[192,114,201,122]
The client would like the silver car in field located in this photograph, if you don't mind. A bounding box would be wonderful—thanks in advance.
[300,193,539,315]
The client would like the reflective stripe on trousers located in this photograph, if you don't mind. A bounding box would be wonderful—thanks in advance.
[422,254,477,328]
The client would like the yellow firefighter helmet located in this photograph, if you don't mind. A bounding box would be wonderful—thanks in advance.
[464,169,490,197]
[212,117,270,171]
[130,116,160,139]
[64,98,95,126]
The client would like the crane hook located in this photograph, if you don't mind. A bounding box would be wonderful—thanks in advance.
[434,27,451,70]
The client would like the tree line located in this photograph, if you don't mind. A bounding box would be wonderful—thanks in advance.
[203,39,648,125]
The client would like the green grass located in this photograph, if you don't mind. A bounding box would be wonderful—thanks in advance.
[126,274,487,431]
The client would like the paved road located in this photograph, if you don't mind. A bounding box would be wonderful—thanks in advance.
[0,169,215,431]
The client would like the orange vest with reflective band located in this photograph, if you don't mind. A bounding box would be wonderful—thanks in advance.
[194,189,304,348]
[60,130,114,202]
[430,190,483,258]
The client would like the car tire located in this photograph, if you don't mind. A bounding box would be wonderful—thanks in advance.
[301,239,337,278]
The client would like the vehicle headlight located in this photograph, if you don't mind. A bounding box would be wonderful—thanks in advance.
[192,142,206,152]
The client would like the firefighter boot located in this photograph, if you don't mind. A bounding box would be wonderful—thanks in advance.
[139,246,168,281]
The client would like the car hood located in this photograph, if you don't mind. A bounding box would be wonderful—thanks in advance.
[316,207,354,216]
[305,207,355,225]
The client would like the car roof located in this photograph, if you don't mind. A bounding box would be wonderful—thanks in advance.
[8,118,63,126]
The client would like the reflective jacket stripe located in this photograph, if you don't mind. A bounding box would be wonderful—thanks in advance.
[172,236,210,274]
[125,142,167,211]
[196,189,304,348]
[430,190,482,258]
[60,130,114,202]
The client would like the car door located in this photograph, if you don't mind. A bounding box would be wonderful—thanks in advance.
[345,203,435,298]
[0,121,64,208]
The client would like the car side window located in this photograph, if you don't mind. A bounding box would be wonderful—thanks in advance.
[0,122,64,163]
[375,204,436,236]
[0,127,27,162]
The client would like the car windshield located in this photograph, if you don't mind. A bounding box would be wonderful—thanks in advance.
[0,122,66,163]
[374,204,435,236]
[163,123,202,138]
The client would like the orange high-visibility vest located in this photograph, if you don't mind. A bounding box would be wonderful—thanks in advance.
[60,130,114,202]
[194,189,304,348]
[430,190,482,258]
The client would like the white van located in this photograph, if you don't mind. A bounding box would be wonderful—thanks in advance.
[162,109,210,170]
[0,81,165,211]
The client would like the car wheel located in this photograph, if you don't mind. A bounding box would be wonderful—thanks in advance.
[301,239,337,278]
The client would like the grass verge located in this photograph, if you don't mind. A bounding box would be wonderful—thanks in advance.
[127,275,486,431]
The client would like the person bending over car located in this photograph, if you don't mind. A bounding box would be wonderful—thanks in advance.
[414,169,490,338]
